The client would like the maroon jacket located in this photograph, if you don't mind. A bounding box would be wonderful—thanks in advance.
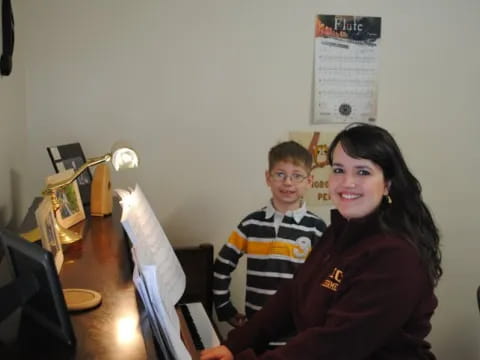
[224,210,437,359]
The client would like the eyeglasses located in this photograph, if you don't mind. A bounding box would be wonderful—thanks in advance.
[270,171,308,184]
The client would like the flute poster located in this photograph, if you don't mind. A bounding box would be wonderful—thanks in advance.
[289,131,337,206]
[313,15,381,124]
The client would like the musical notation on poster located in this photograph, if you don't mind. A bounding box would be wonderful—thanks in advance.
[313,15,381,124]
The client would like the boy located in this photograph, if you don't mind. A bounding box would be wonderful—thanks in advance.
[213,140,326,347]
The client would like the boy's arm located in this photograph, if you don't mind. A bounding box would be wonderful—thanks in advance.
[213,230,246,322]
[307,212,327,248]
[314,217,327,245]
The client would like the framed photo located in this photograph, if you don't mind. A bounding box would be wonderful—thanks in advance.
[47,143,92,205]
[35,197,64,273]
[46,169,86,229]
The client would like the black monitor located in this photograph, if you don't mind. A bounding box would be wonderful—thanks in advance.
[0,228,75,346]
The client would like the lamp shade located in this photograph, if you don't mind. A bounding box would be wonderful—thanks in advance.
[111,147,138,171]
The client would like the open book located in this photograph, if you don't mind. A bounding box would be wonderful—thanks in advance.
[115,184,191,360]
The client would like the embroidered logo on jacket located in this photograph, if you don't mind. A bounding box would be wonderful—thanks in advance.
[321,267,343,291]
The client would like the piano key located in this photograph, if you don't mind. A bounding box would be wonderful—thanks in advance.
[184,302,220,349]
[179,304,204,350]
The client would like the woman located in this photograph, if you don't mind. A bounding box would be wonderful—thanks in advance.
[201,123,442,360]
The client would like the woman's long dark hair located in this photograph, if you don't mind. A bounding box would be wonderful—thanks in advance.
[327,123,442,286]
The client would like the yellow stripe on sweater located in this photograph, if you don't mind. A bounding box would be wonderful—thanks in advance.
[228,232,310,258]
[227,231,248,252]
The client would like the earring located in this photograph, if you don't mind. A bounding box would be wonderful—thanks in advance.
[385,194,392,204]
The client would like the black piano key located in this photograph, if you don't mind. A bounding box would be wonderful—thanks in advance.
[179,304,205,350]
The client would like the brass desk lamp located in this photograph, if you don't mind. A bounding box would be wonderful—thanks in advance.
[42,144,139,245]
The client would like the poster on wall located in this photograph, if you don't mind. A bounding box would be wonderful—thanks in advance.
[312,14,381,124]
[289,131,337,206]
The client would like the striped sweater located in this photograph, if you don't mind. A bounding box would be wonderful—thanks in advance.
[213,202,326,325]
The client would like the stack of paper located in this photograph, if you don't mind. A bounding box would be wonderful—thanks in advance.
[116,184,191,360]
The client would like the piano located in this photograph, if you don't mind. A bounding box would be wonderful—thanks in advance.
[4,200,220,359]
[140,244,222,359]
[178,302,221,355]
[175,245,221,355]
[139,300,221,359]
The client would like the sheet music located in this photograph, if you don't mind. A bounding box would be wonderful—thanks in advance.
[132,257,172,359]
[116,184,191,359]
[314,38,379,123]
[132,252,191,360]
[116,184,185,304]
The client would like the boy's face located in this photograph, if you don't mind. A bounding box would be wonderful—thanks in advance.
[265,160,312,212]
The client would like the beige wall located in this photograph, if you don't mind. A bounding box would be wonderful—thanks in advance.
[4,0,479,358]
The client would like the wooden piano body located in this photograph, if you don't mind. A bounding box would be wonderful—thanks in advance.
[2,203,219,359]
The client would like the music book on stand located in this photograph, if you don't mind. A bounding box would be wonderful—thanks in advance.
[115,184,192,359]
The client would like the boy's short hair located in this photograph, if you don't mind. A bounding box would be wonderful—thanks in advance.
[268,141,313,172]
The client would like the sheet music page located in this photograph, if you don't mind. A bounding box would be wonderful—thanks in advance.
[121,196,192,360]
[141,265,191,360]
[116,184,186,305]
[132,256,191,360]
[132,255,173,359]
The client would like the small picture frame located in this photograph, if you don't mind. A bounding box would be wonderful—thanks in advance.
[47,143,92,205]
[46,169,86,229]
[35,197,64,273]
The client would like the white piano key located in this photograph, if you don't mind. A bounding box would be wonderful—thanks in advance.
[186,302,220,349]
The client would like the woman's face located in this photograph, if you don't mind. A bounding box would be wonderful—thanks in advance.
[328,144,390,220]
